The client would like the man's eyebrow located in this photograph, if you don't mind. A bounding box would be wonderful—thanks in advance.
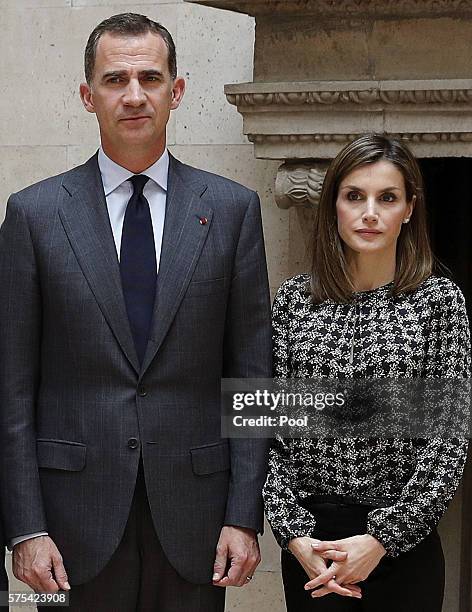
[140,69,164,77]
[102,70,128,79]
[101,69,164,78]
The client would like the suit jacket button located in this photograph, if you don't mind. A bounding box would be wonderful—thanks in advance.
[128,437,139,449]
[137,386,147,397]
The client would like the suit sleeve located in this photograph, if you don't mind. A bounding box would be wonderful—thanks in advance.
[222,190,272,533]
[0,194,47,539]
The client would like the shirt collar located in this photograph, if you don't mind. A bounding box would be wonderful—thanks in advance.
[98,147,169,196]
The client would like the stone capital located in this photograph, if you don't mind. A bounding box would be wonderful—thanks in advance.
[275,162,329,210]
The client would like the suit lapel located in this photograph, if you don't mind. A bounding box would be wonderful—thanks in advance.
[59,154,140,375]
[141,155,212,375]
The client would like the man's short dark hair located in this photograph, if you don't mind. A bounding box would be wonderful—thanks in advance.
[84,13,177,84]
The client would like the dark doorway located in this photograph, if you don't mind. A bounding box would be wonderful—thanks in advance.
[420,158,472,612]
[420,158,472,308]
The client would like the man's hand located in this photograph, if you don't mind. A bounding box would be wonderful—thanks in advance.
[304,534,386,597]
[288,537,362,599]
[13,535,70,593]
[212,526,260,587]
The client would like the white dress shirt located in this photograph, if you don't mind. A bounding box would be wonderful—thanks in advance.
[98,146,168,269]
[10,149,169,549]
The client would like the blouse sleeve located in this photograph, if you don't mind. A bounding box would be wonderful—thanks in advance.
[271,280,291,378]
[367,279,471,557]
[263,437,319,549]
[263,279,319,548]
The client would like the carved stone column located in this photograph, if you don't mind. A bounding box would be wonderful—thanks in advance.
[274,162,330,271]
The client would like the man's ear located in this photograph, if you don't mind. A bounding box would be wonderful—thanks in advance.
[170,77,186,111]
[80,82,96,114]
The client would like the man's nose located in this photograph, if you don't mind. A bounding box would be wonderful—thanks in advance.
[123,80,146,106]
[362,197,379,223]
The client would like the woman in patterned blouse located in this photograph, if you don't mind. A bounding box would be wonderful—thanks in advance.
[263,134,471,611]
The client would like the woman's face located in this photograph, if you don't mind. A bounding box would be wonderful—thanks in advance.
[335,159,414,260]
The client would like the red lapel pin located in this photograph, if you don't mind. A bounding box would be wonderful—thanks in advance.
[199,216,208,225]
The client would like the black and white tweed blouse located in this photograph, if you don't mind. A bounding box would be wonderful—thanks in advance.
[263,274,471,557]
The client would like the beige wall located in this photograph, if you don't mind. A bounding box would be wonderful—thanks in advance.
[1,2,464,611]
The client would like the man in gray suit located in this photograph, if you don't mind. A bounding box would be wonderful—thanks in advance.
[0,13,271,610]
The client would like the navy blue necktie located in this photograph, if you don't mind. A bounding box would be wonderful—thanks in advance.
[120,174,157,365]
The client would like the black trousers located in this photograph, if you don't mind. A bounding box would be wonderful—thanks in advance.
[282,499,445,612]
[41,460,225,612]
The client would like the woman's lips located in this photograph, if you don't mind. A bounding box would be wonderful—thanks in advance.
[355,229,382,237]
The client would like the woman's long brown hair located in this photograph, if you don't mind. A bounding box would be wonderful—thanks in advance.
[310,134,433,304]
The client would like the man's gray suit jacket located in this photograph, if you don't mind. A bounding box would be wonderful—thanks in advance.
[0,153,272,585]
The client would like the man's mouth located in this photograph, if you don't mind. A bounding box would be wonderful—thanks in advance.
[120,116,151,122]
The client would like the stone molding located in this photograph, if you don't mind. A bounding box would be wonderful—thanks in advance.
[226,84,472,108]
[224,80,472,158]
[225,79,472,107]
[251,133,472,144]
[186,0,472,17]
[275,163,329,209]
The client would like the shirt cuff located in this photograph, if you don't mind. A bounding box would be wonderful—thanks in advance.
[9,532,49,550]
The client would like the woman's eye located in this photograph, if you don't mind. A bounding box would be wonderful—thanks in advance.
[381,193,397,202]
[347,191,362,201]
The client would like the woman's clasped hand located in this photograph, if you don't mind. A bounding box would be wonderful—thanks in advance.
[301,535,387,598]
[288,536,361,599]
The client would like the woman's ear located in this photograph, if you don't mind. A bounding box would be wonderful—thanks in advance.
[406,194,416,222]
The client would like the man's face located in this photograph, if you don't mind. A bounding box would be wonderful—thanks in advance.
[80,31,184,158]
